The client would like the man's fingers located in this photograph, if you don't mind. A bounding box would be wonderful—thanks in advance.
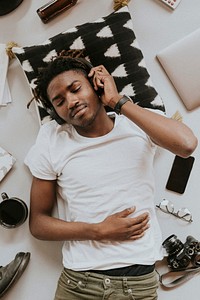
[88,69,94,77]
[130,224,149,240]
[89,65,109,75]
[88,65,110,90]
[128,222,150,240]
[132,213,149,225]
[100,208,150,241]
[114,207,136,218]
[113,208,149,224]
[129,232,145,240]
[131,221,150,234]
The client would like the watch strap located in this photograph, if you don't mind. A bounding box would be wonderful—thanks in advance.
[114,95,132,114]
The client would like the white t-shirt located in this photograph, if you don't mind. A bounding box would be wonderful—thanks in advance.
[25,112,164,271]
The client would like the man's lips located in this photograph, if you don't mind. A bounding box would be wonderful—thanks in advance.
[71,104,87,118]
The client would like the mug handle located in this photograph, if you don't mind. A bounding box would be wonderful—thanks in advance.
[1,192,9,201]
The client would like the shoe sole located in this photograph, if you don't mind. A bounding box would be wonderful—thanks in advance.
[0,252,31,298]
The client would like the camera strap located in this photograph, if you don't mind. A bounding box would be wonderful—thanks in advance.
[156,266,200,288]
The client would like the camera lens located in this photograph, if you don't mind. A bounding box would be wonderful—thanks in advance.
[162,234,183,255]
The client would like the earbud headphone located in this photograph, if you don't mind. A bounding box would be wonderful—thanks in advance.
[46,58,95,125]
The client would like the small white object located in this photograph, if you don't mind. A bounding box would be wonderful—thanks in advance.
[159,0,182,10]
[1,79,12,106]
[0,44,12,106]
[0,146,16,182]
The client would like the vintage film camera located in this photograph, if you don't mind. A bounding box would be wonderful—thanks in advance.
[162,234,200,270]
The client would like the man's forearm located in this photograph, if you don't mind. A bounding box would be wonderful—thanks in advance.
[29,214,99,241]
[29,207,150,242]
[120,101,197,157]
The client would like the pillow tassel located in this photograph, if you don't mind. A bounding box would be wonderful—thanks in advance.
[6,42,19,60]
[171,110,183,122]
[113,0,131,11]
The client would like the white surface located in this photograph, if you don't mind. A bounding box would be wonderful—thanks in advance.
[0,0,199,299]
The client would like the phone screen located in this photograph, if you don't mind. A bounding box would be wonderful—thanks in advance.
[166,155,195,194]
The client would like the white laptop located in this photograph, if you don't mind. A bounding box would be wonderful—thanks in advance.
[157,28,200,111]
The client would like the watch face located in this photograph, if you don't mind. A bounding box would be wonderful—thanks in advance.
[0,0,23,16]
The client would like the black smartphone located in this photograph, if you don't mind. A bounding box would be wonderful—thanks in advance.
[166,155,195,194]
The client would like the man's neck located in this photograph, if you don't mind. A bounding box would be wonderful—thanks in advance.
[74,112,115,138]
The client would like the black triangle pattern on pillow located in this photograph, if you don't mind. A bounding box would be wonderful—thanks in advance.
[13,6,165,123]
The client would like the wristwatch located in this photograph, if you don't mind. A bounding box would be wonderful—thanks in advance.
[114,95,132,114]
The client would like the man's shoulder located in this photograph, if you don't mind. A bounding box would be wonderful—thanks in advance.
[39,119,61,136]
[38,121,74,144]
[35,120,59,144]
[40,119,58,130]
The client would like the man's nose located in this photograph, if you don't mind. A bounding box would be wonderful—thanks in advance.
[67,97,79,109]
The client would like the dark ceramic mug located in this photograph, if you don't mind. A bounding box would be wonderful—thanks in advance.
[0,0,24,16]
[0,192,28,228]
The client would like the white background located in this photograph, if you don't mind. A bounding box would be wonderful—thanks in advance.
[0,0,200,299]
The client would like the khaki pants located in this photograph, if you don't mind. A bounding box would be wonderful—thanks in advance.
[54,268,158,300]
